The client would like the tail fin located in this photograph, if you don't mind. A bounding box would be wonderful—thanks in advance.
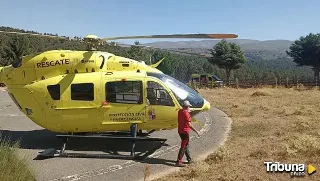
[150,57,165,68]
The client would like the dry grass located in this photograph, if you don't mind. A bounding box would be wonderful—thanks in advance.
[154,87,320,181]
[0,137,35,181]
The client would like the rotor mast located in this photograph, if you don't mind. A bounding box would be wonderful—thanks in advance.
[83,35,101,51]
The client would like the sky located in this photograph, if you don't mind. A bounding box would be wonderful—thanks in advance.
[0,0,319,44]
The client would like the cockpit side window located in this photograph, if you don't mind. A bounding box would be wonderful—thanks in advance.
[147,81,174,107]
[106,81,143,104]
[47,84,60,100]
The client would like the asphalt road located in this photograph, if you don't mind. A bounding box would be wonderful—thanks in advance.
[0,90,232,181]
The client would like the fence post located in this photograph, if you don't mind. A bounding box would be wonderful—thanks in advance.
[235,77,239,89]
[275,76,278,88]
[286,77,289,88]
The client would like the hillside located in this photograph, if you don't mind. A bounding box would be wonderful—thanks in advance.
[143,39,293,60]
[143,38,313,81]
[144,39,292,49]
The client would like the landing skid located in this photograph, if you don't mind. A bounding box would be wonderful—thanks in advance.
[35,125,166,160]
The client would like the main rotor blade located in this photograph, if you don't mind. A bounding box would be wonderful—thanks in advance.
[0,30,70,40]
[102,33,238,41]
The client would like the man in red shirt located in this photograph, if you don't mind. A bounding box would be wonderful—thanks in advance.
[175,100,200,167]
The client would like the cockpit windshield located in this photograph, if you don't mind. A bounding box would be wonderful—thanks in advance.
[147,72,204,108]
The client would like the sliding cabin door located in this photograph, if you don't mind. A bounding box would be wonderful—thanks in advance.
[100,78,146,131]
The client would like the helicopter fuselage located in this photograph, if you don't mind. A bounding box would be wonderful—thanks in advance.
[0,50,210,133]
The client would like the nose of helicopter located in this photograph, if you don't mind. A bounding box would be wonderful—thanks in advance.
[202,98,211,111]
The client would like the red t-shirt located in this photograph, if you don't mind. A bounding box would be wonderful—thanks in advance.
[178,109,192,133]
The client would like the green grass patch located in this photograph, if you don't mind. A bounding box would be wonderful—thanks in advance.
[0,137,35,181]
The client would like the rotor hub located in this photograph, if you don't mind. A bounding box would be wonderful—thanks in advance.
[84,35,100,40]
[83,35,102,51]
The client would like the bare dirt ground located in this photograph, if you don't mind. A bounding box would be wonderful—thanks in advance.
[155,86,320,181]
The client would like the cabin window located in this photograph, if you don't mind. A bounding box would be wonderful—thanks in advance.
[147,81,174,106]
[71,83,94,101]
[47,84,60,100]
[106,81,142,104]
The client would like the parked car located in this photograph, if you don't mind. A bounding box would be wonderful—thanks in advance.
[188,74,224,88]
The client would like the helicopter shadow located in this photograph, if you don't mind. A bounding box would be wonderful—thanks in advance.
[0,129,59,149]
[0,129,171,160]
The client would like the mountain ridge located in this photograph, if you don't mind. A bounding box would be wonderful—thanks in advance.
[142,39,293,49]
[142,39,294,60]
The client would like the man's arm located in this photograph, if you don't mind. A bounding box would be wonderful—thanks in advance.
[188,122,200,136]
[186,112,200,136]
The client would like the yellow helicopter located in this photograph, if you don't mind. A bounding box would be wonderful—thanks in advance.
[0,31,238,158]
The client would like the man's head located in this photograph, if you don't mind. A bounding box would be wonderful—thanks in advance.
[183,100,192,110]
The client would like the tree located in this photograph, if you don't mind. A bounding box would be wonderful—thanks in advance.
[2,35,31,65]
[208,39,247,85]
[126,42,144,60]
[134,41,140,45]
[286,33,320,82]
[152,50,177,76]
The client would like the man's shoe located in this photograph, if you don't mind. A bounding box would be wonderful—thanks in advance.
[175,163,186,167]
[187,159,193,164]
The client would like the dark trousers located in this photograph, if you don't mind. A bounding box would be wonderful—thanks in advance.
[176,132,191,164]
